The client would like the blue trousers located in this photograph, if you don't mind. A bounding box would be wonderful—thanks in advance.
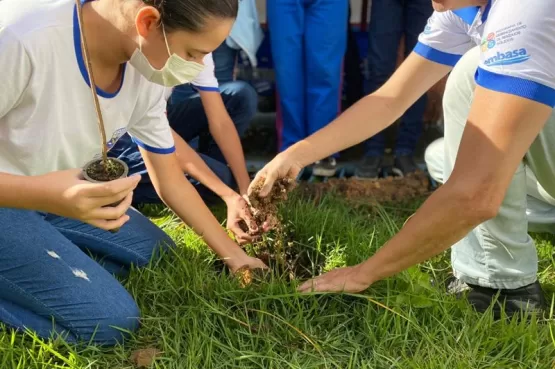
[0,208,174,346]
[110,43,258,205]
[267,0,348,152]
[364,0,433,157]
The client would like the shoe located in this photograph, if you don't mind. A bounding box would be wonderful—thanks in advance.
[312,157,337,177]
[447,277,547,319]
[354,156,382,179]
[467,281,547,319]
[392,155,418,177]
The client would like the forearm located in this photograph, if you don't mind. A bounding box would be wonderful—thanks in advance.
[359,183,487,284]
[173,131,236,199]
[210,122,250,194]
[287,54,451,167]
[157,174,245,260]
[0,172,46,210]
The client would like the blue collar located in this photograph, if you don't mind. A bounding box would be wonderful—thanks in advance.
[72,0,125,99]
[452,0,492,25]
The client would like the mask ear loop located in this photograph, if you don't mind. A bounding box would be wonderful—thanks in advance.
[161,23,172,56]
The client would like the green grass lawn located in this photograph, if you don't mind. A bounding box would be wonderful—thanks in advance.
[1,193,555,369]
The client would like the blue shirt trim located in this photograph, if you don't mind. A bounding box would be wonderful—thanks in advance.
[194,86,220,92]
[476,67,555,107]
[413,42,462,67]
[73,0,126,99]
[452,1,491,25]
[131,137,176,154]
[452,6,479,25]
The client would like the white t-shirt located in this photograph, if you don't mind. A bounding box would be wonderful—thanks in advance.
[0,0,214,177]
[414,0,555,107]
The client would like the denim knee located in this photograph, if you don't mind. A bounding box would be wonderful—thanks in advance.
[84,290,141,346]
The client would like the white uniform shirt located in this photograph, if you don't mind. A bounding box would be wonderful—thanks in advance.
[0,0,216,177]
[414,0,555,107]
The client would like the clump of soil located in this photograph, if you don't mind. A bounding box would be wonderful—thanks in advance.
[300,171,430,205]
[83,158,127,182]
[241,177,297,235]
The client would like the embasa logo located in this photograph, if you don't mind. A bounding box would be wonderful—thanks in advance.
[484,48,530,67]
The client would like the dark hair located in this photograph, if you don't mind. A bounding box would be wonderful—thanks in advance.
[142,0,239,32]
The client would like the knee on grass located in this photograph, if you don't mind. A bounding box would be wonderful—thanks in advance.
[74,292,141,346]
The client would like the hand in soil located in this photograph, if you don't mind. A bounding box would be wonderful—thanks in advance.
[243,176,296,236]
[248,152,302,198]
[223,193,258,245]
[297,264,372,293]
[37,169,140,230]
[228,255,268,275]
[234,265,271,288]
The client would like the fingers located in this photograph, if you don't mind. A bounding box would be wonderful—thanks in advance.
[259,173,277,197]
[298,278,320,293]
[90,186,134,208]
[230,224,254,245]
[240,206,258,234]
[88,213,131,231]
[86,175,141,197]
[89,192,133,220]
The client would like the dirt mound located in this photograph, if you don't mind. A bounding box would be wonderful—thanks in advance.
[241,177,297,235]
[300,171,431,205]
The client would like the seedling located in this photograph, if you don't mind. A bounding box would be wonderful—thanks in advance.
[74,0,129,232]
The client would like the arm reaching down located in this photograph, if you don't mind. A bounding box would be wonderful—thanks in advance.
[250,53,452,196]
[172,130,258,243]
[139,148,266,271]
[299,87,552,292]
[200,90,251,195]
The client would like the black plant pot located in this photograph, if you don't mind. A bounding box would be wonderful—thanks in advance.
[82,157,129,233]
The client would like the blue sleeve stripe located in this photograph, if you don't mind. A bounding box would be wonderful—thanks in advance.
[131,137,176,154]
[475,67,555,107]
[193,85,220,92]
[413,42,462,67]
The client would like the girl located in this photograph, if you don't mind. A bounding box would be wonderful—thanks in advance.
[0,0,265,346]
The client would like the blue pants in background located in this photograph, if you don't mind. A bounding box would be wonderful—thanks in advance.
[0,208,174,346]
[364,0,433,157]
[267,0,348,152]
[110,43,258,205]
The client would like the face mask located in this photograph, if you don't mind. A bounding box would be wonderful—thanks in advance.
[129,24,204,87]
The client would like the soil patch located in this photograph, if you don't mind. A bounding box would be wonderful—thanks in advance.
[300,171,431,205]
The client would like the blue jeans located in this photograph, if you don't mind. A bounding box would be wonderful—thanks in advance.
[110,58,258,205]
[364,0,433,157]
[0,208,174,346]
[267,0,349,152]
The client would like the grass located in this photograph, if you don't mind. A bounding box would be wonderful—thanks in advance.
[1,193,555,368]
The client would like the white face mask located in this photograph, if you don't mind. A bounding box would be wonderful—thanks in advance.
[129,25,204,87]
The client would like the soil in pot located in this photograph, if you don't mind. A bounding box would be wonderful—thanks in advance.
[82,157,129,233]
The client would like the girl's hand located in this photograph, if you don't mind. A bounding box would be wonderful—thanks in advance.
[37,169,141,230]
[223,192,258,245]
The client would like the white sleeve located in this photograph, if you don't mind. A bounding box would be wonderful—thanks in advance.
[476,1,555,107]
[413,11,474,67]
[0,25,32,119]
[191,53,219,92]
[127,86,175,154]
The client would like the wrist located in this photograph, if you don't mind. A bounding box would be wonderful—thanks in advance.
[284,141,312,168]
[358,258,381,286]
[220,188,240,203]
